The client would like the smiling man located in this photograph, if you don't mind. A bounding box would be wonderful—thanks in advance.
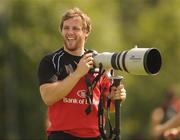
[38,7,126,140]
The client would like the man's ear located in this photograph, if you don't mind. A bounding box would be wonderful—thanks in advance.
[85,32,89,38]
[84,30,89,40]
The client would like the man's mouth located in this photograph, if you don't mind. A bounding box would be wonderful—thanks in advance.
[67,37,76,41]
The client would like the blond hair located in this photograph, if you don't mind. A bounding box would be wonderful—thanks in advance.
[60,7,91,34]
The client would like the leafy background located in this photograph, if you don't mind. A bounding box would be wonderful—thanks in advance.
[0,0,180,139]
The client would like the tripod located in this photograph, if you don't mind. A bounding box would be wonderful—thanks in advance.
[109,75,123,140]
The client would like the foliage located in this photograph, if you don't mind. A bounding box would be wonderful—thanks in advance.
[0,0,179,139]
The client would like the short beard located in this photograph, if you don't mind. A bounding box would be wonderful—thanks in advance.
[64,37,84,52]
[64,41,79,52]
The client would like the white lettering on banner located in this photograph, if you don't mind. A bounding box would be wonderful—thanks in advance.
[63,97,78,104]
[63,97,88,105]
[78,99,85,104]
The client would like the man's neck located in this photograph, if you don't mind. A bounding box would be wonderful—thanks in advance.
[63,46,85,56]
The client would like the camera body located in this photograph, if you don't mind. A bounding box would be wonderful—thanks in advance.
[92,47,162,75]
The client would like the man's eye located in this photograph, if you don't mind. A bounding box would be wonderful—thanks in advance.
[73,27,81,31]
[63,26,69,30]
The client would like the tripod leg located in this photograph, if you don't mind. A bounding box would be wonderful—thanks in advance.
[112,77,123,140]
[114,100,122,140]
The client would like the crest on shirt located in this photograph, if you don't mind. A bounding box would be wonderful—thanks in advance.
[77,90,86,98]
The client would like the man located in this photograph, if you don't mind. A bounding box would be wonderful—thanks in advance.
[151,88,180,140]
[155,113,180,139]
[38,7,126,140]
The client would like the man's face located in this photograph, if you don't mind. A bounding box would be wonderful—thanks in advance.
[61,16,88,52]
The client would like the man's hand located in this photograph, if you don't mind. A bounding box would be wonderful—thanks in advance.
[75,53,94,78]
[111,84,126,101]
[164,127,180,140]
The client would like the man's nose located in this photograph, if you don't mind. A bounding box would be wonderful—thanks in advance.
[67,28,74,34]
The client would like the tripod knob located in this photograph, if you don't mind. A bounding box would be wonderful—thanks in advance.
[110,76,123,87]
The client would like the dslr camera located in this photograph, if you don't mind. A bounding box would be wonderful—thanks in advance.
[91,46,162,75]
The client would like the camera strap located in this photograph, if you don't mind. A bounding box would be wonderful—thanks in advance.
[98,85,114,140]
[84,63,114,139]
[85,77,93,114]
[85,63,105,115]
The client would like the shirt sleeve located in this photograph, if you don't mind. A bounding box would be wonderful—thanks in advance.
[38,55,58,86]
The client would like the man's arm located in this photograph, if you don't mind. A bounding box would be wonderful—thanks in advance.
[40,53,93,106]
[164,126,180,139]
[40,70,81,106]
[154,112,180,137]
[160,112,180,130]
